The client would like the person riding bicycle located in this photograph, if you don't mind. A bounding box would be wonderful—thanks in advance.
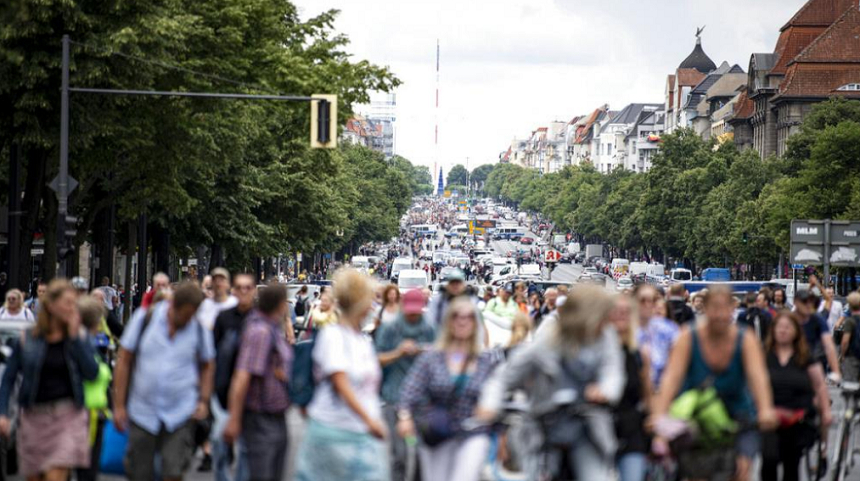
[477,286,625,480]
[650,285,777,481]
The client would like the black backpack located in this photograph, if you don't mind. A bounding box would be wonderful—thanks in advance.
[294,296,307,317]
[848,315,860,359]
[215,327,242,408]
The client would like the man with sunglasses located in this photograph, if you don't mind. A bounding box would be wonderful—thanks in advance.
[211,273,257,481]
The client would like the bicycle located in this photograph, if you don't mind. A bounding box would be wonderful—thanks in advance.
[801,412,827,481]
[830,381,860,481]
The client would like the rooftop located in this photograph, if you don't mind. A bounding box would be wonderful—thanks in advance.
[679,36,718,74]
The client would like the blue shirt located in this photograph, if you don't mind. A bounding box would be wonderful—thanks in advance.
[120,302,215,434]
[637,316,680,388]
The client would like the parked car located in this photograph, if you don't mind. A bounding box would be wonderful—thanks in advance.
[616,276,634,292]
[520,237,535,245]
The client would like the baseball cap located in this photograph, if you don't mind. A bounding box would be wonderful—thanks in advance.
[502,282,515,293]
[210,267,231,282]
[445,269,466,282]
[402,289,426,315]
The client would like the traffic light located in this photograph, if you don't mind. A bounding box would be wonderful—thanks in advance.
[310,94,337,149]
[58,215,78,259]
[742,231,749,244]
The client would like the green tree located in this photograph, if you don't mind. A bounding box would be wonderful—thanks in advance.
[446,164,469,187]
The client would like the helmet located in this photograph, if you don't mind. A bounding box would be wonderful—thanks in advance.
[71,276,88,291]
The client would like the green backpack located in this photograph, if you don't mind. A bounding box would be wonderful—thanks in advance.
[670,384,737,447]
[83,357,112,411]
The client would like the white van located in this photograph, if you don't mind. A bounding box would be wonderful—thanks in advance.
[567,242,581,254]
[351,256,370,272]
[610,259,630,275]
[669,268,693,282]
[390,258,414,280]
[397,269,429,293]
[629,262,649,277]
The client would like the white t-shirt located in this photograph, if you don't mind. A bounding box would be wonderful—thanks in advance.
[819,300,844,330]
[98,286,118,310]
[308,323,382,433]
[196,296,238,331]
[0,307,35,322]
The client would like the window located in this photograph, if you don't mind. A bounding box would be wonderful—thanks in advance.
[607,144,612,155]
[837,84,860,91]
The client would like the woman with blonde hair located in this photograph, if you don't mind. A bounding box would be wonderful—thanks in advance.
[0,279,99,481]
[477,285,625,480]
[296,269,388,481]
[1,288,35,322]
[397,297,501,481]
[609,293,652,481]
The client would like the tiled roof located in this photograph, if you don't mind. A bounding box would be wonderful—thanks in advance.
[706,73,748,99]
[676,68,707,87]
[574,107,606,144]
[776,6,860,99]
[732,91,755,119]
[779,65,860,97]
[791,6,860,64]
[780,0,856,30]
[771,27,829,75]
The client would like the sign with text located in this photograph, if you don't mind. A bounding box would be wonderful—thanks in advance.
[545,249,562,263]
[790,219,860,267]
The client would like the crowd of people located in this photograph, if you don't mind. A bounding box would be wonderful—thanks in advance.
[1,239,858,481]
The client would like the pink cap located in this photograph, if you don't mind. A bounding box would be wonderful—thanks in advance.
[402,289,426,315]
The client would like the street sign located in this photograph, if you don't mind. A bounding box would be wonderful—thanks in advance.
[30,248,44,256]
[297,252,303,262]
[790,219,860,266]
[48,175,78,195]
[545,249,562,263]
[791,264,804,269]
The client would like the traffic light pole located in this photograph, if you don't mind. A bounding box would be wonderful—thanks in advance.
[56,35,334,277]
[58,35,71,277]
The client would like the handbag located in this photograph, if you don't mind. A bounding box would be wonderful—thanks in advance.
[416,353,473,447]
[99,420,128,475]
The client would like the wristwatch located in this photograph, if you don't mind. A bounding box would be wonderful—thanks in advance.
[397,410,412,421]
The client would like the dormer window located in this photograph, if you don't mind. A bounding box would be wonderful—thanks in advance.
[837,84,860,91]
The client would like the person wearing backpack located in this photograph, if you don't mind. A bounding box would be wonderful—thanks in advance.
[76,295,114,481]
[223,283,293,481]
[838,292,860,382]
[294,285,310,320]
[113,282,214,481]
[212,274,257,481]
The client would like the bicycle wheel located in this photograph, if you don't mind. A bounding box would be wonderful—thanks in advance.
[832,419,851,481]
[806,436,825,481]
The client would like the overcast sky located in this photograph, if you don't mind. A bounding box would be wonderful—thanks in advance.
[294,0,807,171]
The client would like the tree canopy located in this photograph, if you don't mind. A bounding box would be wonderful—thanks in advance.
[0,0,412,284]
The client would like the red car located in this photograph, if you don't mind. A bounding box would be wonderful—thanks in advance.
[520,237,534,245]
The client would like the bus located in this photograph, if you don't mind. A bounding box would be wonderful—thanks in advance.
[494,226,526,241]
[410,224,438,235]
